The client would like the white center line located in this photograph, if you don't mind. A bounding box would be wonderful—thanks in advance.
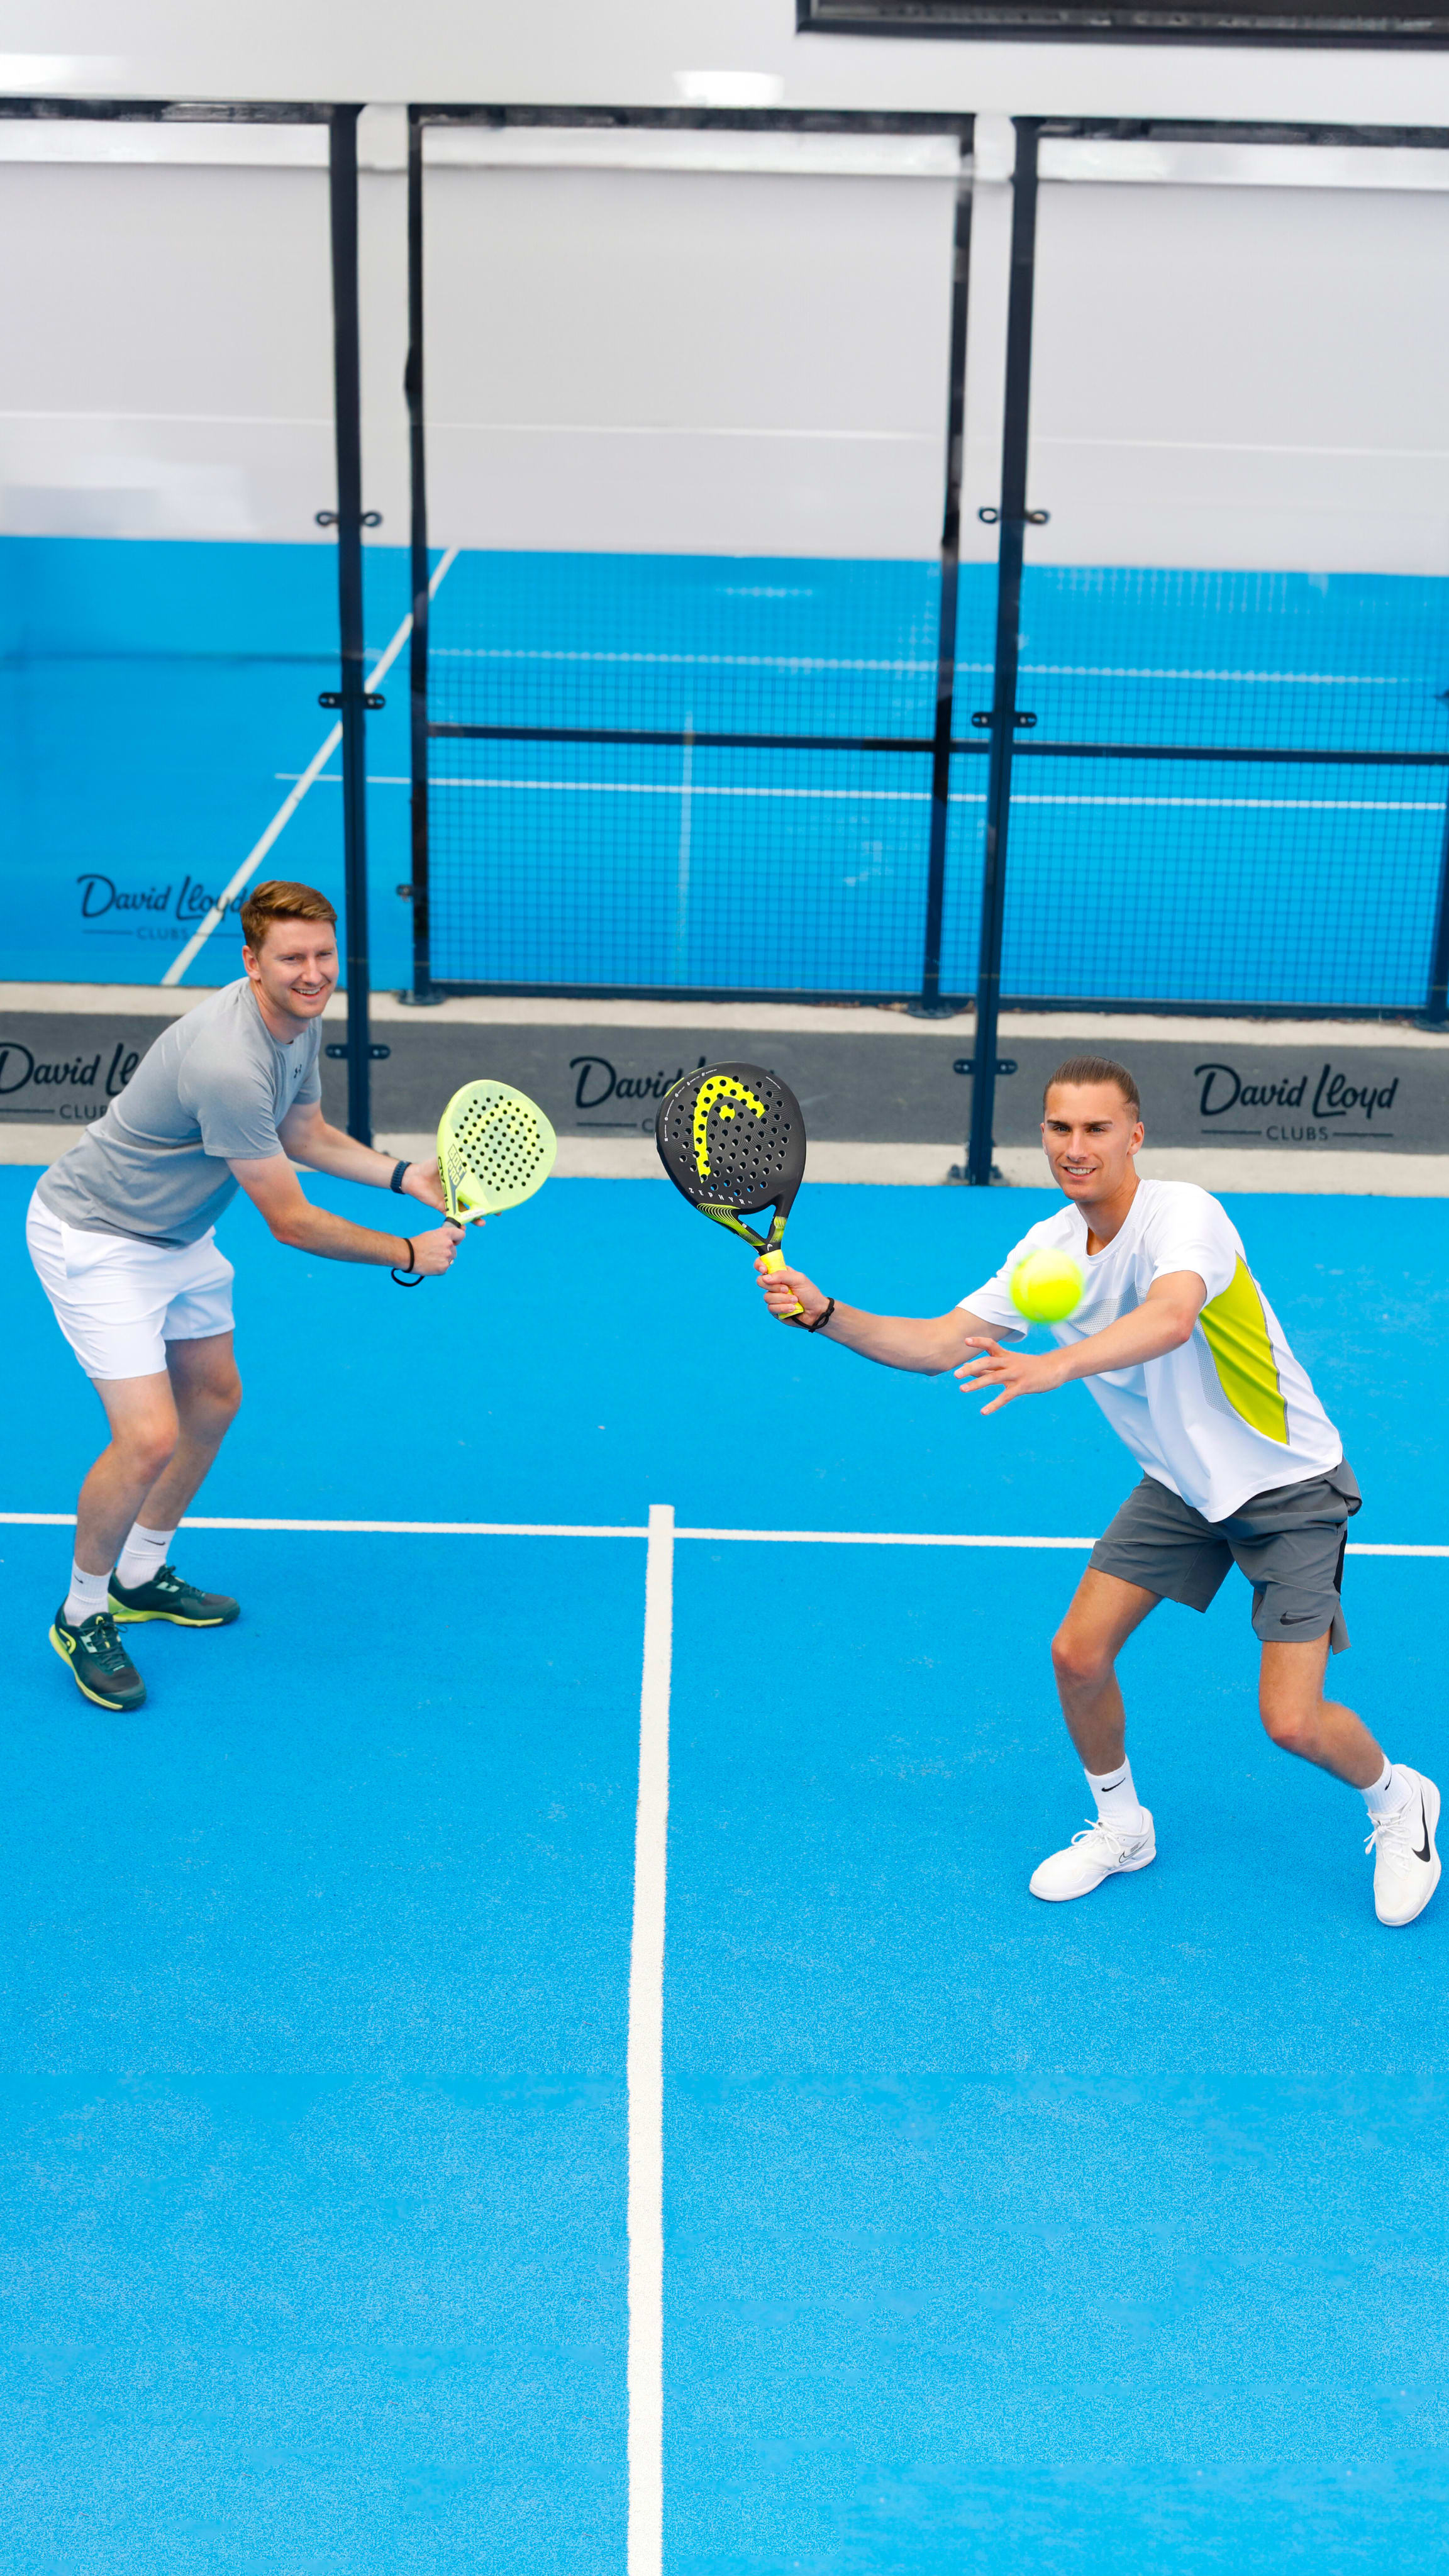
[628,1503,673,2576]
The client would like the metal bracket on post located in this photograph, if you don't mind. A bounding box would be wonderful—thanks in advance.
[326,103,376,1145]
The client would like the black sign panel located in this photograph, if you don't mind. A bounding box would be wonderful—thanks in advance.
[799,0,1449,45]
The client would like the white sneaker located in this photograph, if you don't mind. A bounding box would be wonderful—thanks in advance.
[1365,1768,1441,1928]
[1029,1811,1156,1902]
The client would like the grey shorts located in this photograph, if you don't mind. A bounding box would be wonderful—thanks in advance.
[1088,1461,1362,1653]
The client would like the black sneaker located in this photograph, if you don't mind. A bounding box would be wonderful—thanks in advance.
[108,1565,240,1628]
[50,1607,147,1712]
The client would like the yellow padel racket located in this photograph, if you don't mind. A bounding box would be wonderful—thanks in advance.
[396,1080,557,1282]
[655,1061,806,1321]
[439,1079,557,1221]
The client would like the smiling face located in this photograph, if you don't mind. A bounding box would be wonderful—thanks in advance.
[242,916,339,1033]
[1041,1079,1145,1213]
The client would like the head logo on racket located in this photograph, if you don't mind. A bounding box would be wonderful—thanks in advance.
[656,1060,807,1323]
[692,1073,768,1183]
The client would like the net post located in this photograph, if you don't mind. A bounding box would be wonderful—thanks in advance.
[403,105,440,1008]
[328,103,374,1143]
[967,116,1040,1185]
[910,127,974,1021]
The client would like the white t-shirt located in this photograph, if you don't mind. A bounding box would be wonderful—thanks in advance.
[961,1177,1343,1523]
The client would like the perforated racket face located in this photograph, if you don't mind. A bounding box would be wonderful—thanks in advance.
[655,1063,805,1218]
[437,1081,557,1219]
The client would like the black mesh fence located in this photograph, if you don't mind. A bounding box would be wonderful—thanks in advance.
[412,116,1449,1020]
[423,550,962,999]
[989,145,1449,1019]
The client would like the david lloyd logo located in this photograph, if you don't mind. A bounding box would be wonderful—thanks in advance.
[570,1055,708,1120]
[1196,1059,1399,1138]
[75,874,245,940]
[0,1039,140,1120]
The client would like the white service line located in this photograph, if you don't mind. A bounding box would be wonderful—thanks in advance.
[628,1504,673,2576]
[159,546,460,989]
[3,1513,1447,1555]
[677,1526,1095,1548]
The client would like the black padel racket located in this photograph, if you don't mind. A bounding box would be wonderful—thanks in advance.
[655,1062,806,1320]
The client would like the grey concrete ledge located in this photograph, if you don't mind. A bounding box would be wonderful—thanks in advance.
[6,983,1449,1053]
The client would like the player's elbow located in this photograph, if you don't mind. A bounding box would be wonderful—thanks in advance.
[267,1209,312,1250]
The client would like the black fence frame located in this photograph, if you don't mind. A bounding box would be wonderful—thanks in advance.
[402,102,977,1016]
[0,93,382,1144]
[8,103,1449,1174]
[967,116,1449,1174]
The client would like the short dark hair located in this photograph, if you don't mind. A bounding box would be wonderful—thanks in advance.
[1043,1055,1141,1118]
[240,879,338,953]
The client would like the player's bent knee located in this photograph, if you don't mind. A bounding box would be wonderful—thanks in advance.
[1051,1626,1111,1695]
[1259,1694,1314,1753]
[125,1426,178,1484]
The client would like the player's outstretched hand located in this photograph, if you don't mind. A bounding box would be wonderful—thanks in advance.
[956,1334,1067,1414]
[754,1257,826,1326]
[411,1221,470,1277]
[401,1160,450,1214]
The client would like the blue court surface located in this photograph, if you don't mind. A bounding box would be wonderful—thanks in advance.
[3,1162,1448,2572]
[6,538,1446,1005]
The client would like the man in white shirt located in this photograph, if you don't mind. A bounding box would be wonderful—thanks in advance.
[757,1055,1439,1930]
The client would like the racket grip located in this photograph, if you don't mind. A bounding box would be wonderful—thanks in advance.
[760,1246,805,1321]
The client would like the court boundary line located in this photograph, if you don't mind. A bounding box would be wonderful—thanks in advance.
[1,1513,1445,1555]
[628,1504,672,2576]
[158,545,460,988]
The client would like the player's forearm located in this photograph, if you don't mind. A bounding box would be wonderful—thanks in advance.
[1053,1300,1197,1385]
[271,1202,411,1267]
[284,1120,397,1189]
[821,1303,974,1375]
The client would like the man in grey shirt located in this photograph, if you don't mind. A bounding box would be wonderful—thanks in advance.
[28,879,462,1714]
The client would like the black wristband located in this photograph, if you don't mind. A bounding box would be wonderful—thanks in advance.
[391,1237,422,1287]
[806,1297,836,1335]
[389,1158,410,1194]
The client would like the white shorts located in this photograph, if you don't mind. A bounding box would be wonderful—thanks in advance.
[26,1187,235,1382]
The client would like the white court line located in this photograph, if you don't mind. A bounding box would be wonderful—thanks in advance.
[628,1503,672,2576]
[159,546,460,989]
[427,646,1409,689]
[2,1513,1446,1555]
[289,776,1436,816]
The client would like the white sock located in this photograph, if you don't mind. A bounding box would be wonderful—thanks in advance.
[64,1561,111,1626]
[1085,1757,1147,1835]
[116,1524,175,1590]
[1363,1757,1412,1818]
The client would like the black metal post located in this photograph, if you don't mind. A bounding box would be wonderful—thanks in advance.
[911,136,974,1016]
[404,106,436,1006]
[1423,802,1449,1023]
[328,104,374,1143]
[967,118,1041,1187]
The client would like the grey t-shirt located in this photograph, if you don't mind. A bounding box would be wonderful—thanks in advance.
[38,978,323,1246]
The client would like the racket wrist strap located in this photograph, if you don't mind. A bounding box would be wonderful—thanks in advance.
[389,1158,411,1194]
[390,1236,422,1287]
[806,1297,836,1336]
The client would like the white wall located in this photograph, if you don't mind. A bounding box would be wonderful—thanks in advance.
[9,0,1449,125]
[1030,160,1449,573]
[2,110,1448,571]
[0,148,333,539]
[423,143,958,557]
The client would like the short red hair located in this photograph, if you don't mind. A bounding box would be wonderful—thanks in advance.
[240,880,338,952]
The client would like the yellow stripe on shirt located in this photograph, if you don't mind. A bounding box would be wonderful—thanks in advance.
[1198,1257,1288,1445]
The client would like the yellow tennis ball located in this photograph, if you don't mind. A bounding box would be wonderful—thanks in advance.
[1010,1248,1084,1324]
